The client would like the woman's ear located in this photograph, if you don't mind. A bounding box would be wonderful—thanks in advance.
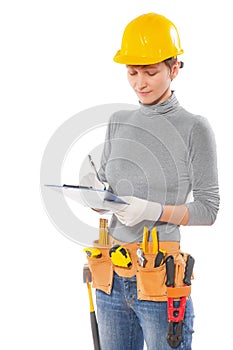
[170,62,180,80]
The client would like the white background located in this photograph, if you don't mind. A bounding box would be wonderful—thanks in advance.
[0,0,232,349]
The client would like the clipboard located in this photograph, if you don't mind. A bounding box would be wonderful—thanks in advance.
[45,184,128,210]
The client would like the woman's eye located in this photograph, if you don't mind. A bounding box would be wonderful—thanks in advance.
[147,71,157,76]
[128,71,137,76]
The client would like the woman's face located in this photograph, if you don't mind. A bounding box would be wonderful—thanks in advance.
[127,62,177,105]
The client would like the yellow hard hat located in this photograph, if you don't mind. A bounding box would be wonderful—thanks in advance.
[113,13,184,65]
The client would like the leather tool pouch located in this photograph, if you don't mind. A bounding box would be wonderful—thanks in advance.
[86,247,114,295]
[136,253,167,301]
[136,245,192,302]
[86,242,193,301]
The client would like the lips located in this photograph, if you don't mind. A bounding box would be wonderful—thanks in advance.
[136,91,152,96]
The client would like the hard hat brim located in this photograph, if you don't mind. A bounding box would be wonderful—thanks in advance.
[113,49,184,65]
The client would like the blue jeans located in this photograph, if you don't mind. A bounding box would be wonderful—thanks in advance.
[96,273,194,350]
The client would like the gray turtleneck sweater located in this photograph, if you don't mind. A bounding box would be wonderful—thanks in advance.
[98,94,220,242]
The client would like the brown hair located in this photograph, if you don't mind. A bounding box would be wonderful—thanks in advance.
[163,57,178,71]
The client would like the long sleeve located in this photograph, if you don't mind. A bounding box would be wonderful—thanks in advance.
[186,116,220,225]
[95,97,220,242]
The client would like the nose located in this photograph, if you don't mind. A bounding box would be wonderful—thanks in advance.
[136,73,147,91]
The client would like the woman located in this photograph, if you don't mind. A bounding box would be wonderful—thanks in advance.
[85,13,219,350]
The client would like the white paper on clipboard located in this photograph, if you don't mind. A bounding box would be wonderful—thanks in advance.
[45,184,129,211]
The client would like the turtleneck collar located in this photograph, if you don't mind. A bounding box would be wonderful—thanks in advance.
[139,92,180,117]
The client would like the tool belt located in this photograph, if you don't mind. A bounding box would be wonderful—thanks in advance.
[86,237,192,302]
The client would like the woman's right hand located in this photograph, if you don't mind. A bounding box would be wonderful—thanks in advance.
[80,172,108,190]
[80,172,110,214]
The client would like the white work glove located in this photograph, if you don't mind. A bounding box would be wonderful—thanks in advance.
[80,172,108,191]
[113,196,163,227]
[80,172,109,214]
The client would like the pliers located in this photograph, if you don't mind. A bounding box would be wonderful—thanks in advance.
[141,226,166,267]
[151,227,166,267]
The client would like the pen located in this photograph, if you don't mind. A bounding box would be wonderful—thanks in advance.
[63,184,92,189]
[88,154,106,190]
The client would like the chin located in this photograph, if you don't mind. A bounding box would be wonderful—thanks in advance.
[140,98,155,105]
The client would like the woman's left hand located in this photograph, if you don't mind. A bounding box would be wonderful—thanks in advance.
[113,196,163,227]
